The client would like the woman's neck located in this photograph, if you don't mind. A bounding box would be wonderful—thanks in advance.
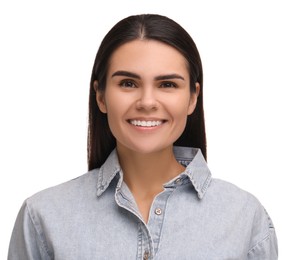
[118,145,183,187]
[116,144,185,222]
[121,145,183,186]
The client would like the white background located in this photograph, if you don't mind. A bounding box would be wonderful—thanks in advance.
[1,0,291,258]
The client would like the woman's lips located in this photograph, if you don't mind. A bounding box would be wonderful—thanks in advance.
[128,119,166,127]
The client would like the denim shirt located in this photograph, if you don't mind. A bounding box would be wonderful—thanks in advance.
[8,147,278,259]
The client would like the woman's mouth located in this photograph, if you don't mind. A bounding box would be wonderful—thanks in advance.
[128,120,164,127]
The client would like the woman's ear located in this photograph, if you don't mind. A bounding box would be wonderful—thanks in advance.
[187,82,200,115]
[94,80,107,113]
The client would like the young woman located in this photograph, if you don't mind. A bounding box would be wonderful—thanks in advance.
[9,14,278,259]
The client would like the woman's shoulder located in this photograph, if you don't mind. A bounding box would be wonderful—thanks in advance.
[208,178,275,235]
[24,169,100,212]
[213,178,278,256]
[206,177,273,221]
[209,177,260,204]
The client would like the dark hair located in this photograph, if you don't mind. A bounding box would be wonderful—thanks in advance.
[88,14,207,170]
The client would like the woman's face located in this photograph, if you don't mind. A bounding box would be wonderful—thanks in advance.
[95,40,199,155]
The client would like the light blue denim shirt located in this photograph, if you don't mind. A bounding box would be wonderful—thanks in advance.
[8,147,278,259]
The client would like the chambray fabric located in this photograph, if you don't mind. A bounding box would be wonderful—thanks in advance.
[8,147,278,259]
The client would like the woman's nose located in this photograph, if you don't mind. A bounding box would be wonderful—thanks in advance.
[136,88,158,111]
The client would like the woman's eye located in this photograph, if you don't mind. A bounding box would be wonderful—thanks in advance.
[160,82,177,88]
[119,80,137,88]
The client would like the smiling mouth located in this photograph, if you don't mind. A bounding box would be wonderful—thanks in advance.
[128,120,165,127]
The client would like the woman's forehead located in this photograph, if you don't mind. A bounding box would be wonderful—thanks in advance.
[108,40,189,79]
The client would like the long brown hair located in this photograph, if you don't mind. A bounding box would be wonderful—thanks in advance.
[88,14,207,170]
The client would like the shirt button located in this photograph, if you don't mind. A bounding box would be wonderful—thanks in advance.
[175,178,182,185]
[155,208,162,215]
[143,251,149,260]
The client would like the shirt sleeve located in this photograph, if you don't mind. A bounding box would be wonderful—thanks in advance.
[247,204,278,260]
[8,200,51,260]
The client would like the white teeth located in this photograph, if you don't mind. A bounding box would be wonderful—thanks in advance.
[130,120,163,127]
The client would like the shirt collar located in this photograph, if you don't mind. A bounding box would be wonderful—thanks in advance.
[171,146,212,199]
[96,149,121,197]
[96,146,212,199]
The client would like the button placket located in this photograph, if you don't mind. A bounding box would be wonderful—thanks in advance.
[146,188,175,255]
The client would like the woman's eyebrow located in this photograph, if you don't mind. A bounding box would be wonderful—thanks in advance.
[111,70,140,79]
[154,74,185,81]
